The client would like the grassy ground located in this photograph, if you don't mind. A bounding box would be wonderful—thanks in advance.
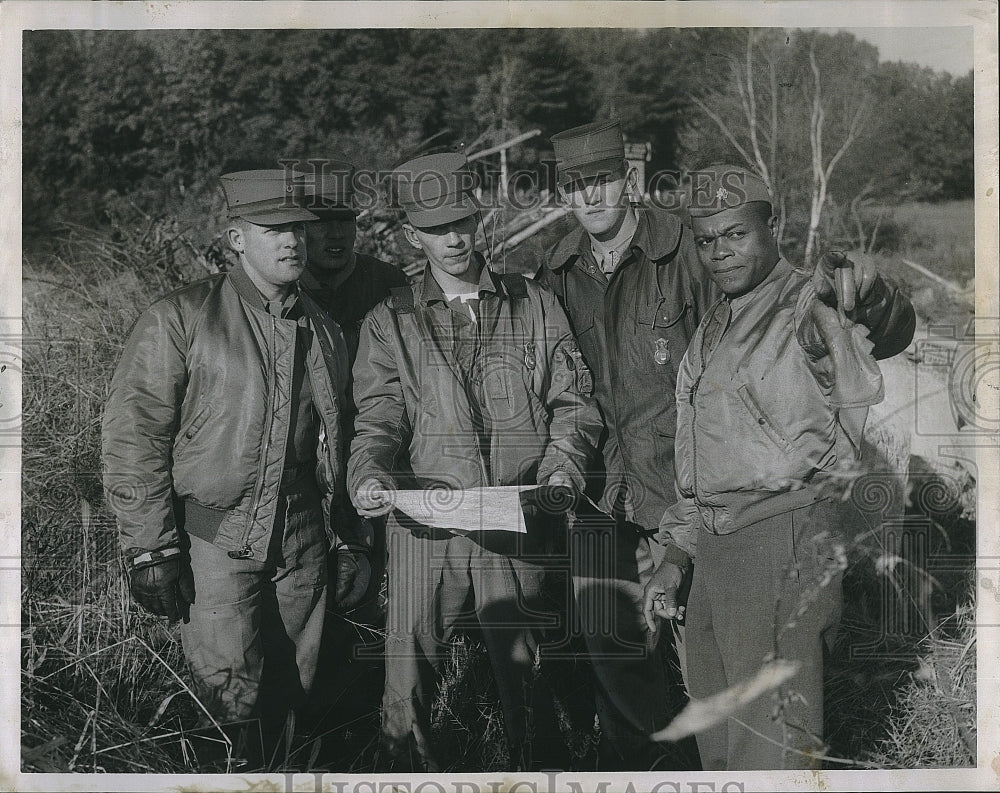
[868,200,976,333]
[21,200,978,773]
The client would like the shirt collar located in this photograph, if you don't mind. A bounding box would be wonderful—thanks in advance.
[590,208,640,273]
[545,206,685,271]
[419,252,497,305]
[227,261,302,317]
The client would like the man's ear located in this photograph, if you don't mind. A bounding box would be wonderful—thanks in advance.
[225,223,245,254]
[402,223,423,252]
[624,165,644,205]
[768,212,779,240]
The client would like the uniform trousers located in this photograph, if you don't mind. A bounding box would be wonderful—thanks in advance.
[179,482,328,757]
[685,498,847,770]
[568,504,685,769]
[381,514,564,771]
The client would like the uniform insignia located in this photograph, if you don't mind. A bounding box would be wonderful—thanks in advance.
[654,338,671,365]
[563,343,593,395]
[523,342,537,370]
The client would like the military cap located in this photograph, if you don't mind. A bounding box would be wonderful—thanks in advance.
[687,164,773,218]
[297,155,358,217]
[550,119,627,187]
[392,152,479,229]
[219,169,318,225]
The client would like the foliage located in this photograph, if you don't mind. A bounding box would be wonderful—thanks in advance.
[24,28,972,244]
[20,24,978,774]
[676,28,973,261]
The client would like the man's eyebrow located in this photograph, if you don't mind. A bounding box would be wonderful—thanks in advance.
[695,221,747,240]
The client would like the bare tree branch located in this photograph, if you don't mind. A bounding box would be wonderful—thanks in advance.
[689,94,755,167]
[744,31,772,188]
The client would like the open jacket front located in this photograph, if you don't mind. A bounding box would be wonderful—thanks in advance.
[102,264,360,562]
[347,263,603,497]
[538,206,719,530]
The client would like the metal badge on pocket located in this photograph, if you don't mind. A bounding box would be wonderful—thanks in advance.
[654,338,671,365]
[523,342,537,370]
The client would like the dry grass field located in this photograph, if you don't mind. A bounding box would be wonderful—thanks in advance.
[20,200,978,773]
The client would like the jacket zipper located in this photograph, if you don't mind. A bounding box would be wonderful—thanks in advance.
[689,372,701,501]
[232,315,278,559]
[476,298,493,486]
[603,254,642,511]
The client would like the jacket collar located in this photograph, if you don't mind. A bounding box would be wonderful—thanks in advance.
[418,252,498,305]
[727,257,793,312]
[227,262,301,315]
[545,206,684,271]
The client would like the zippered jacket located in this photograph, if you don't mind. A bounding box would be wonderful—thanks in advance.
[347,264,603,497]
[656,259,915,565]
[538,207,718,531]
[102,264,358,562]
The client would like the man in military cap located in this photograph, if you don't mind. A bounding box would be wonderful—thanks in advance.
[537,119,718,769]
[644,164,915,770]
[103,170,371,768]
[295,155,408,361]
[348,152,603,770]
[292,155,408,713]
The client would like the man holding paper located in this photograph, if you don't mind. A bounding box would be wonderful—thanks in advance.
[348,151,603,771]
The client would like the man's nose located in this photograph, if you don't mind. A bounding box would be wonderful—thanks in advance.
[711,238,732,259]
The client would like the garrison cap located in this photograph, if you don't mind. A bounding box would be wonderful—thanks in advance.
[392,152,479,229]
[296,155,358,218]
[550,119,627,187]
[220,169,318,225]
[687,164,773,218]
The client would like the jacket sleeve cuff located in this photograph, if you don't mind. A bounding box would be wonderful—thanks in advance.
[652,497,700,563]
[537,461,586,493]
[658,544,692,570]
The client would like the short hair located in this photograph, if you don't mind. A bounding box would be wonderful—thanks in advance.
[225,217,254,252]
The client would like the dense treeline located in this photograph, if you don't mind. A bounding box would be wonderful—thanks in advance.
[23,28,973,237]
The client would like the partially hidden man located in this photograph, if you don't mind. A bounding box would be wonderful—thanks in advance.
[348,152,604,770]
[536,119,718,769]
[293,153,408,702]
[296,154,408,360]
[644,165,915,770]
[102,170,371,765]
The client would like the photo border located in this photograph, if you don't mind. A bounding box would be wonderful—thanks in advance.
[2,2,997,791]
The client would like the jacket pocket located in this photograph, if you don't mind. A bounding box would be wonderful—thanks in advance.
[173,403,211,457]
[737,383,797,456]
[645,300,689,330]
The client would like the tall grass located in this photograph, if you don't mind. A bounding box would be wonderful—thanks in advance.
[846,200,975,331]
[22,219,219,773]
[21,203,978,773]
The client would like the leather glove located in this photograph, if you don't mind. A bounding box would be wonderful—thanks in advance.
[128,547,195,623]
[333,547,372,611]
[527,484,579,515]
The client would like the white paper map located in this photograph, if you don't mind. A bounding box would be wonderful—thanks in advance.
[376,486,538,534]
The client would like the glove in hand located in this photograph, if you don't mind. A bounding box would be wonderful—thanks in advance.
[527,484,579,515]
[129,555,195,622]
[333,549,372,611]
